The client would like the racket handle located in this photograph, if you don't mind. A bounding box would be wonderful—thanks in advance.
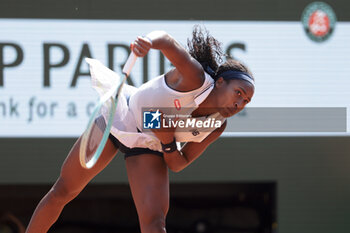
[122,52,137,76]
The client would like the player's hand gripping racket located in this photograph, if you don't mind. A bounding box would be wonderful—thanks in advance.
[79,52,137,169]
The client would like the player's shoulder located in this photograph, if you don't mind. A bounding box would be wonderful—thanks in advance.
[165,68,205,92]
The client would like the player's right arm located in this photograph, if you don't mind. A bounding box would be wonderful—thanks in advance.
[151,120,227,173]
[131,31,205,90]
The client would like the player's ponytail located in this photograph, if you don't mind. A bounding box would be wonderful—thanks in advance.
[187,25,223,80]
[188,25,254,83]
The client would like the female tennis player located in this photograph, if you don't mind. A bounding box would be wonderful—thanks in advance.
[25,26,255,233]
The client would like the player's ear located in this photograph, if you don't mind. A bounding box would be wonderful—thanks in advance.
[215,76,225,88]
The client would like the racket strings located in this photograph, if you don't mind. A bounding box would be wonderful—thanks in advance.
[95,115,107,132]
[85,115,106,157]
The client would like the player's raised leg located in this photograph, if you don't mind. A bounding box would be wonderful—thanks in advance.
[25,135,118,233]
[126,154,169,233]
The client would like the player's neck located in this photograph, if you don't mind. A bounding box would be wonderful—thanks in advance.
[192,94,218,117]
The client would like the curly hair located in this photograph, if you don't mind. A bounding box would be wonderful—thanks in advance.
[187,25,254,81]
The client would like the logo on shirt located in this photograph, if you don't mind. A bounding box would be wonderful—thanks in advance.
[143,109,161,129]
[174,99,181,110]
[191,129,200,136]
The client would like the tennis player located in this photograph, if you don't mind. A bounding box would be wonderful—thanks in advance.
[25,26,255,233]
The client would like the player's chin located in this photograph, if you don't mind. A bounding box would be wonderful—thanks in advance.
[219,109,232,118]
[220,108,239,118]
[226,112,238,118]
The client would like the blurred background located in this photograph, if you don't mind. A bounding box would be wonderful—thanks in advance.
[0,0,349,233]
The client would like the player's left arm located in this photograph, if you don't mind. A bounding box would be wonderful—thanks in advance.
[162,120,227,172]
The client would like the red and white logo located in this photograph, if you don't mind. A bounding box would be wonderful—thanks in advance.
[301,2,336,43]
[174,99,181,110]
[309,10,330,37]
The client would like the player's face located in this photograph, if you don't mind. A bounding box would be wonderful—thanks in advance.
[213,77,254,118]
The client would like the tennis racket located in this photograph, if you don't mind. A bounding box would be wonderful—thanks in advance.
[79,52,137,169]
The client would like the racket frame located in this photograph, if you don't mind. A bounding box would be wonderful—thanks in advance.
[79,53,137,169]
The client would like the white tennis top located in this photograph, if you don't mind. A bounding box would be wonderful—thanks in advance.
[87,58,225,152]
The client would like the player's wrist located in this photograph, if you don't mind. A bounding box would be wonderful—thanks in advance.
[161,138,177,153]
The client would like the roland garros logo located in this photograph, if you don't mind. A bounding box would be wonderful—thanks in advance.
[301,2,337,42]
